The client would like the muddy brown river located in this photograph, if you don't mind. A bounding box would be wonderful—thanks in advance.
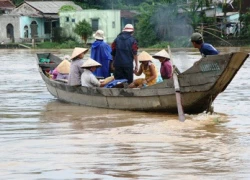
[0,48,250,179]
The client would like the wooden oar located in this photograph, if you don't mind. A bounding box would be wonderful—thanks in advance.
[168,45,185,122]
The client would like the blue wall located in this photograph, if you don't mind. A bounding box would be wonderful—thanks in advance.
[20,16,44,38]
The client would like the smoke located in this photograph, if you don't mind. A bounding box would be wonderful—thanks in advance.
[150,3,193,42]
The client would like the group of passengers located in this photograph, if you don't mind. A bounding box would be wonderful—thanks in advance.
[50,24,219,88]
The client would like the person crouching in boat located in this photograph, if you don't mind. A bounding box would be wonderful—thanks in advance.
[81,58,107,87]
[152,49,173,79]
[68,47,88,86]
[128,51,157,88]
[190,32,219,57]
[52,59,70,80]
[52,55,71,80]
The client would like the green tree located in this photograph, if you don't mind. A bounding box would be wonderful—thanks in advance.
[135,2,159,47]
[136,0,190,47]
[180,0,211,31]
[59,5,76,13]
[11,0,23,6]
[73,19,93,44]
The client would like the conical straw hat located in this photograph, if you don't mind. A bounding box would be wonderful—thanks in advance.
[138,51,152,62]
[152,49,170,59]
[70,47,88,60]
[57,60,71,74]
[81,58,102,68]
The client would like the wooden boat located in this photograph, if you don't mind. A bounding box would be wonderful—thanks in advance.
[37,52,249,114]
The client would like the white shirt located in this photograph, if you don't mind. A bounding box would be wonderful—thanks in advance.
[81,69,101,87]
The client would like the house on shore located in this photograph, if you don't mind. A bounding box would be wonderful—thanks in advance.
[0,0,16,43]
[0,1,82,43]
[60,10,120,44]
[60,9,137,44]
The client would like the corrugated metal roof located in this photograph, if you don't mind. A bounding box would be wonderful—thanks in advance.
[26,1,82,14]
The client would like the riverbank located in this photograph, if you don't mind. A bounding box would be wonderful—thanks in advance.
[1,38,250,50]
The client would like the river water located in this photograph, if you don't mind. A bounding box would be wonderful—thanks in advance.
[0,48,250,179]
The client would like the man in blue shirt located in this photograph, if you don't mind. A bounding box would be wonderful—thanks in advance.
[191,32,219,57]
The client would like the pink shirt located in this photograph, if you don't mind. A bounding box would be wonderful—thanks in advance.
[52,68,58,79]
[160,60,172,79]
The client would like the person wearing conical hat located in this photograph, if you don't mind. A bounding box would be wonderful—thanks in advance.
[152,49,173,79]
[51,56,71,80]
[80,58,107,87]
[68,47,88,86]
[91,30,112,78]
[128,51,158,88]
[52,59,71,80]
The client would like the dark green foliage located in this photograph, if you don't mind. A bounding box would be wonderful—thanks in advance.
[59,5,76,12]
[135,2,159,47]
[36,40,80,49]
[239,9,250,38]
[11,0,23,6]
[73,19,92,44]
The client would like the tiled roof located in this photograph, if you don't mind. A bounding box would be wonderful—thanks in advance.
[0,0,15,9]
[25,1,82,14]
[121,10,138,18]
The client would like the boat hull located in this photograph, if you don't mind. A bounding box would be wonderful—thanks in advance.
[37,52,249,114]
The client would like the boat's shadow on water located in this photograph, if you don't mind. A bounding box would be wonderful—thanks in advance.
[39,100,229,131]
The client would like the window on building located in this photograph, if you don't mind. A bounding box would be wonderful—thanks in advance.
[91,19,99,31]
[6,24,14,38]
[44,21,51,34]
[66,17,69,22]
[72,19,75,23]
[24,25,28,38]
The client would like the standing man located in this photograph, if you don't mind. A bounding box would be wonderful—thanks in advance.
[91,30,112,78]
[111,24,139,83]
[190,32,219,57]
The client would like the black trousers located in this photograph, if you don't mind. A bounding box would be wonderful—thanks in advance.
[114,66,133,83]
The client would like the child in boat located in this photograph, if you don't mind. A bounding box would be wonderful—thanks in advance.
[128,51,157,88]
[52,55,71,80]
[68,47,88,86]
[152,49,173,79]
[52,60,71,80]
[81,58,108,87]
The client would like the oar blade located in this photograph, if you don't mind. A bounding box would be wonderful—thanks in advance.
[175,92,185,122]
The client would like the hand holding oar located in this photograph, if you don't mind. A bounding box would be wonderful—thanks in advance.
[168,45,185,122]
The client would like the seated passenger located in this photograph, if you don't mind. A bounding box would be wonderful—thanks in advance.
[52,55,71,80]
[68,47,88,86]
[128,51,157,88]
[81,58,107,87]
[54,60,70,80]
[152,49,173,79]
